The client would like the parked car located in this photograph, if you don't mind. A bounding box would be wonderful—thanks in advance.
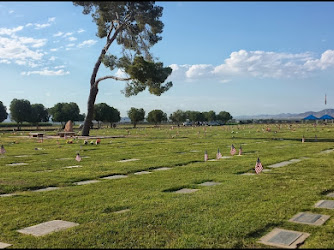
[207,121,222,126]
[182,121,192,126]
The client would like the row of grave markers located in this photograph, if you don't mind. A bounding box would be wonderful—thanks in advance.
[259,191,334,248]
[1,142,333,247]
[0,165,222,248]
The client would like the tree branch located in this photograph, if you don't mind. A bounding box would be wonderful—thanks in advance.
[95,75,131,87]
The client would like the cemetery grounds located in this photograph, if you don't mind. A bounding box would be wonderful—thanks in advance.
[0,123,333,248]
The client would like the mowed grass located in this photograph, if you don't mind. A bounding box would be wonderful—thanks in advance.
[0,123,334,248]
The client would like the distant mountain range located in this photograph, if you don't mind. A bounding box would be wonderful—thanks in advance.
[235,109,334,120]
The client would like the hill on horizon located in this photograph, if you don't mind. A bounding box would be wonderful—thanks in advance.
[235,109,334,120]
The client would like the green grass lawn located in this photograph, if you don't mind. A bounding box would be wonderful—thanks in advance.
[0,123,333,248]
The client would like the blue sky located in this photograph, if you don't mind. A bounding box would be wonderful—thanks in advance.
[1,1,334,118]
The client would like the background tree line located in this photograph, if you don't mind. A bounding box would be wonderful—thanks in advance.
[0,99,233,129]
[126,108,232,128]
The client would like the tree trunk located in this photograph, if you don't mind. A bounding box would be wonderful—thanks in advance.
[82,85,98,136]
[80,25,122,136]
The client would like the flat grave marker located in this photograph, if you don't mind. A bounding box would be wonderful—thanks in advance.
[288,212,330,226]
[314,200,334,209]
[267,161,292,168]
[326,192,334,198]
[6,163,28,166]
[258,228,310,249]
[289,159,301,163]
[114,209,130,214]
[55,158,73,161]
[134,171,151,175]
[0,193,18,198]
[74,180,100,185]
[198,181,220,187]
[174,188,199,194]
[299,157,310,160]
[14,155,30,158]
[32,187,60,192]
[117,158,139,163]
[0,242,12,249]
[101,175,128,180]
[64,165,82,169]
[152,167,172,171]
[319,149,334,154]
[17,220,79,237]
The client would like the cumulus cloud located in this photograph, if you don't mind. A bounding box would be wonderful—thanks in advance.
[49,56,56,61]
[68,36,77,41]
[63,32,73,37]
[168,49,334,82]
[33,17,55,29]
[54,65,65,69]
[77,28,85,33]
[21,69,70,76]
[48,17,56,22]
[77,39,97,48]
[53,31,63,37]
[0,25,24,35]
[13,36,47,48]
[185,64,215,78]
[0,36,44,61]
[303,50,334,71]
[0,59,11,64]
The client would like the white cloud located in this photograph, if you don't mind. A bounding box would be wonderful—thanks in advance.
[63,32,73,37]
[66,43,75,47]
[185,64,214,78]
[48,17,56,22]
[9,10,14,14]
[34,23,51,29]
[21,69,70,76]
[77,39,97,48]
[304,50,334,71]
[0,36,44,61]
[0,59,11,64]
[14,36,47,48]
[15,60,26,65]
[25,23,33,27]
[68,36,77,41]
[0,25,24,35]
[168,49,334,82]
[34,17,55,29]
[54,65,65,69]
[115,69,128,78]
[50,48,58,52]
[53,31,63,37]
[49,56,56,61]
[77,28,85,33]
